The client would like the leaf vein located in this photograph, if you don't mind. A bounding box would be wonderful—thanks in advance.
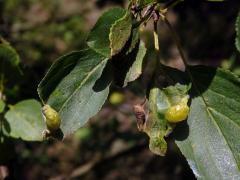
[59,58,107,113]
[206,107,240,171]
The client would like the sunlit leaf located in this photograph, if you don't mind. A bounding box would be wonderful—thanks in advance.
[110,11,132,56]
[174,66,240,179]
[144,83,190,156]
[38,49,111,137]
[87,8,126,57]
[4,99,44,141]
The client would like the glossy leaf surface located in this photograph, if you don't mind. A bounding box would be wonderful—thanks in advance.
[175,66,240,179]
[38,49,111,137]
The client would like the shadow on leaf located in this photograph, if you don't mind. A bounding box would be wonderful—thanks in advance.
[93,61,113,92]
[162,65,217,141]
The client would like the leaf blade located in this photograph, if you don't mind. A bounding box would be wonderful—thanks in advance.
[0,43,21,89]
[38,49,111,136]
[0,43,20,68]
[175,66,240,179]
[87,8,126,57]
[109,11,133,56]
[38,51,81,103]
[124,41,147,87]
[4,99,44,141]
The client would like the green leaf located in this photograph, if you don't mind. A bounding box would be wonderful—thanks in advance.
[144,83,190,156]
[0,43,20,68]
[0,100,5,113]
[235,11,240,52]
[38,51,81,102]
[112,31,145,87]
[162,83,191,106]
[124,41,146,87]
[175,66,240,179]
[4,99,44,141]
[110,11,132,56]
[38,49,111,136]
[0,43,21,88]
[127,27,140,54]
[145,87,172,156]
[87,8,126,57]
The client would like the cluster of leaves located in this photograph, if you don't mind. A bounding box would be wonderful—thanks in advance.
[37,6,148,138]
[37,1,240,178]
[1,0,240,179]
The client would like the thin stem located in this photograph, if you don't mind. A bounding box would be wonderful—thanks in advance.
[153,21,161,81]
[128,0,133,10]
[153,21,175,85]
[162,18,186,65]
[133,4,156,28]
[162,16,208,105]
[154,22,160,52]
[144,21,160,98]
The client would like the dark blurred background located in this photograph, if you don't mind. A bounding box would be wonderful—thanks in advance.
[0,0,240,179]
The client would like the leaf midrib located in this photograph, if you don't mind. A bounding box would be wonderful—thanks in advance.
[201,92,240,172]
[189,69,240,176]
[58,58,108,113]
[197,99,224,180]
[207,106,240,170]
